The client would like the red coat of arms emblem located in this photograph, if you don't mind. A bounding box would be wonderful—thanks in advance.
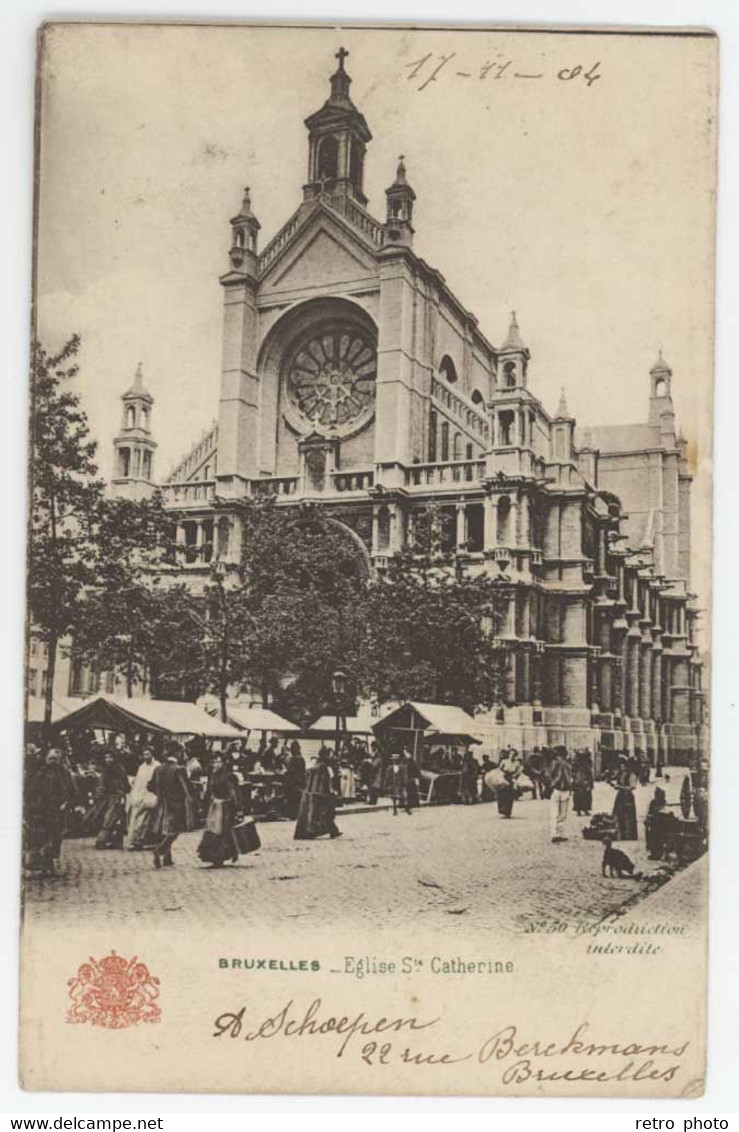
[66,950,161,1029]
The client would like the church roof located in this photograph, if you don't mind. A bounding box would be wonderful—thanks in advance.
[579,422,659,453]
[123,362,153,403]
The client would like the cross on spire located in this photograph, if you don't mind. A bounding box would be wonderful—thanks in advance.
[335,46,349,70]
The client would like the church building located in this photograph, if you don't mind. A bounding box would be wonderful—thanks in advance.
[112,48,705,766]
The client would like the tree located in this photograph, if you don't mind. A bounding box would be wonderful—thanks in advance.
[74,493,179,697]
[27,336,105,730]
[355,508,510,712]
[205,498,368,726]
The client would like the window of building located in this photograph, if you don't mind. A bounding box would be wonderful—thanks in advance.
[499,410,514,446]
[440,421,450,462]
[439,356,458,384]
[184,521,198,564]
[30,638,38,657]
[428,410,438,462]
[126,405,136,428]
[69,658,84,696]
[119,447,131,477]
[317,135,339,181]
[27,668,37,697]
[471,388,485,407]
[41,669,48,696]
[467,504,484,553]
[143,450,152,479]
[466,442,474,461]
[503,361,517,388]
[349,141,364,194]
[202,520,214,564]
[140,407,149,429]
[105,670,115,694]
[452,432,462,461]
[654,378,667,397]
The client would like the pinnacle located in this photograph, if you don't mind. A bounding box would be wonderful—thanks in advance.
[501,310,526,351]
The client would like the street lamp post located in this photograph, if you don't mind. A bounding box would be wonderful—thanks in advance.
[332,668,348,760]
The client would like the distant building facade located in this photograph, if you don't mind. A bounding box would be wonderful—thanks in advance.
[105,49,705,764]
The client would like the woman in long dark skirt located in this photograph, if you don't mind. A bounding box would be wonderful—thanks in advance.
[294,751,341,840]
[610,756,638,840]
[197,755,242,867]
[572,750,594,815]
[85,751,130,849]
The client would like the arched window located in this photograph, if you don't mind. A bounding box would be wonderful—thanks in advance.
[203,464,210,480]
[126,406,136,428]
[439,355,458,384]
[142,451,151,479]
[119,447,131,477]
[217,517,231,558]
[654,378,667,397]
[140,406,149,429]
[317,135,339,182]
[471,388,485,407]
[452,432,462,460]
[503,361,517,388]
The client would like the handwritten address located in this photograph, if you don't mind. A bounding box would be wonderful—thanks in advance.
[213,999,688,1086]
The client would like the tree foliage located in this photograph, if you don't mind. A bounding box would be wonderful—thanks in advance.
[27,336,105,725]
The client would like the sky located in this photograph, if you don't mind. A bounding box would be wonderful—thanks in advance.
[35,22,716,606]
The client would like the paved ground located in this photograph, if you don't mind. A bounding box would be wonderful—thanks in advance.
[24,778,699,935]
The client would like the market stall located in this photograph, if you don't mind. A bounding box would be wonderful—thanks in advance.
[372,702,482,804]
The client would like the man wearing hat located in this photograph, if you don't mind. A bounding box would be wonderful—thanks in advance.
[549,747,573,843]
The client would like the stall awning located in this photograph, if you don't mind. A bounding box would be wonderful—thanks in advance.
[222,704,299,733]
[44,695,243,738]
[308,709,390,736]
[372,701,482,744]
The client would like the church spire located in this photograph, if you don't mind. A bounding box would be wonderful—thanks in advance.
[228,185,260,274]
[555,386,572,419]
[384,155,416,247]
[113,364,157,500]
[304,48,372,208]
[498,311,530,388]
[501,310,526,352]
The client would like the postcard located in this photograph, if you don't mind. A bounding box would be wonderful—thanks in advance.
[21,21,716,1096]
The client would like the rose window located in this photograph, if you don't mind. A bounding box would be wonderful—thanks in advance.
[285,327,376,433]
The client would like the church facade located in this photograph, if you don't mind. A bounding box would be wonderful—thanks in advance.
[112,49,706,766]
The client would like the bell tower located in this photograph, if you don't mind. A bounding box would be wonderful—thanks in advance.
[303,47,372,208]
[112,363,157,500]
[384,156,416,247]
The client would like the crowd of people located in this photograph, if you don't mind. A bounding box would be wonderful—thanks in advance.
[23,727,700,877]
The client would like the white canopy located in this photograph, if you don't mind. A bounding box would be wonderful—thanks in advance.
[42,695,243,739]
[223,704,299,733]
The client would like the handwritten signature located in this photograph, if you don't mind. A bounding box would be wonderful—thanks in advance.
[213,1000,688,1084]
[404,53,601,91]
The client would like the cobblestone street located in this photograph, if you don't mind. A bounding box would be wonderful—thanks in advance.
[25,780,698,936]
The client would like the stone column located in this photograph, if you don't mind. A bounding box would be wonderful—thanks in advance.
[600,657,613,712]
[626,630,641,718]
[639,640,653,720]
[483,494,496,551]
[521,650,532,703]
[509,494,520,549]
[651,648,663,722]
[456,501,466,549]
[506,650,517,704]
